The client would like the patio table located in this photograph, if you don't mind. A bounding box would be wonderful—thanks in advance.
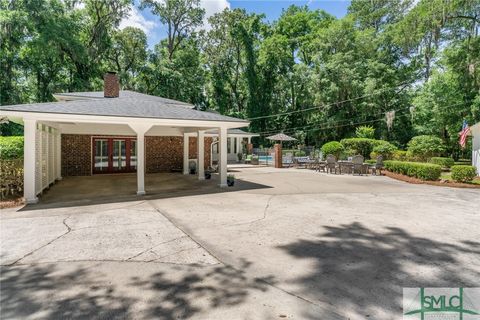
[337,161,370,174]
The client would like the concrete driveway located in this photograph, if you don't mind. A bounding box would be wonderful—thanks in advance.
[1,166,479,319]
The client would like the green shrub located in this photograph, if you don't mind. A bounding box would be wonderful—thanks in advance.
[294,150,306,156]
[384,160,442,181]
[392,150,408,161]
[321,141,344,159]
[340,138,376,158]
[451,165,477,182]
[0,136,24,160]
[407,135,445,161]
[430,157,454,168]
[341,138,394,159]
[370,141,397,159]
[355,125,375,139]
[0,159,23,199]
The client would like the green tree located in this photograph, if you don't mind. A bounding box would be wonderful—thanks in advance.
[140,0,205,60]
[108,27,148,90]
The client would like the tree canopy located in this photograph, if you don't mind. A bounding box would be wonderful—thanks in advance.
[1,0,479,157]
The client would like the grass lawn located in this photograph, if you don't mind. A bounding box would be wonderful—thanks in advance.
[441,172,480,185]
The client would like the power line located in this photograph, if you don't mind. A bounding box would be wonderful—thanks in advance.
[257,106,408,136]
[259,112,411,137]
[256,100,472,137]
[246,82,412,121]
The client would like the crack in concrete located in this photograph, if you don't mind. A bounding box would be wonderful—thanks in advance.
[224,195,275,227]
[150,202,325,309]
[126,236,188,261]
[147,245,201,263]
[6,216,73,266]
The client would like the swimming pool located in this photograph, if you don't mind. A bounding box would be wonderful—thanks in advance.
[258,155,273,162]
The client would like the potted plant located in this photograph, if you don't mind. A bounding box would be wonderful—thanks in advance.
[204,170,211,179]
[237,152,243,163]
[227,174,235,187]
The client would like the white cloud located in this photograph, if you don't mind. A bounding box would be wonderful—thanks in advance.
[119,6,158,34]
[200,0,230,30]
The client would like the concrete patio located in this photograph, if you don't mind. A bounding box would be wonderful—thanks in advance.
[1,166,479,319]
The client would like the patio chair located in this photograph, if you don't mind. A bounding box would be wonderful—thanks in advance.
[282,153,294,168]
[325,154,338,174]
[294,156,310,169]
[315,159,327,172]
[245,154,253,164]
[370,155,384,175]
[351,155,365,175]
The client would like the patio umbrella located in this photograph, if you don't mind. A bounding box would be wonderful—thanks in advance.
[266,133,297,148]
[266,133,297,143]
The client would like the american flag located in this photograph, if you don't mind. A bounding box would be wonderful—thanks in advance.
[459,120,471,148]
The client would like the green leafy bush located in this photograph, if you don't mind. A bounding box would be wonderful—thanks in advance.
[392,150,408,161]
[370,141,397,159]
[340,138,376,158]
[0,159,23,199]
[384,160,442,181]
[321,141,344,159]
[341,138,393,159]
[407,135,445,161]
[355,125,375,139]
[451,165,477,182]
[0,136,24,160]
[430,157,454,168]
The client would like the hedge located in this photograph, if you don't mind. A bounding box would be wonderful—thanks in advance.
[451,165,477,182]
[0,159,23,199]
[321,141,344,159]
[430,157,454,168]
[0,136,24,160]
[384,160,442,181]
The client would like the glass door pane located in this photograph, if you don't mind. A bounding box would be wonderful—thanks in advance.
[94,139,109,172]
[112,139,126,171]
[130,140,137,170]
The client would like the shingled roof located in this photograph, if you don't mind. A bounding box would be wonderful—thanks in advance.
[0,90,247,123]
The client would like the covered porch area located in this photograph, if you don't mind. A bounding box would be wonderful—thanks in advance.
[39,172,223,204]
[15,115,242,204]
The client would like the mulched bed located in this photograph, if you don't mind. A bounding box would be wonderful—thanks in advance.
[0,197,24,209]
[384,170,480,189]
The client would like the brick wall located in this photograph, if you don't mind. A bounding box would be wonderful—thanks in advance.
[61,134,213,176]
[62,134,91,176]
[146,136,212,173]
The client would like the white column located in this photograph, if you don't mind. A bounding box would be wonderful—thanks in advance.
[219,127,228,187]
[248,136,252,144]
[129,124,152,196]
[137,133,146,195]
[197,130,205,180]
[24,119,38,204]
[236,137,241,154]
[56,131,62,180]
[473,132,480,175]
[183,133,189,175]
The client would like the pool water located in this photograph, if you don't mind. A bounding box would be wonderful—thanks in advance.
[258,155,273,162]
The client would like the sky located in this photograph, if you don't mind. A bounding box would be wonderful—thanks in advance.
[119,0,351,48]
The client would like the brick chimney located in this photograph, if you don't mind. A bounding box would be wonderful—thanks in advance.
[104,72,119,98]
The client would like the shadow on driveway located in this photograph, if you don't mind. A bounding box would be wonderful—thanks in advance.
[277,222,480,318]
[0,260,275,319]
